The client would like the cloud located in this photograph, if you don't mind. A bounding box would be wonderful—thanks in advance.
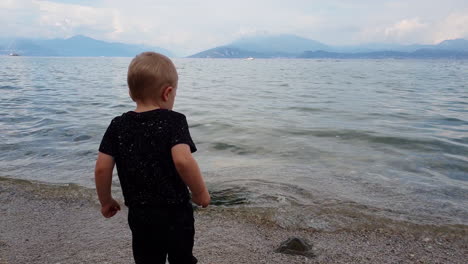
[384,18,427,41]
[1,0,329,54]
[1,1,468,54]
[94,0,328,54]
[0,0,114,38]
[432,12,468,43]
[36,1,114,37]
[358,9,468,45]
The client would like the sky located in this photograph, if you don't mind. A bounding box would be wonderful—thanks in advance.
[1,0,468,55]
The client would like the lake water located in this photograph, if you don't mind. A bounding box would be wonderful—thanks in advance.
[1,57,467,230]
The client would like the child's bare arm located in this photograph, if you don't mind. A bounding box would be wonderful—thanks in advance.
[171,144,210,207]
[95,152,121,217]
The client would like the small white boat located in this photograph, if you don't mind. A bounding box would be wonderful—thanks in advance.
[9,53,20,56]
[245,57,254,61]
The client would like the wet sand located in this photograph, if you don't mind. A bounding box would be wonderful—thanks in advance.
[1,177,467,264]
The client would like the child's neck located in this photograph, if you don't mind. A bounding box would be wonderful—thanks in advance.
[134,102,161,113]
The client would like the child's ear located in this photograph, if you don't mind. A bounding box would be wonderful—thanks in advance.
[162,86,174,101]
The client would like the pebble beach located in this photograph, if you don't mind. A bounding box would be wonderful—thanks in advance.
[1,177,467,264]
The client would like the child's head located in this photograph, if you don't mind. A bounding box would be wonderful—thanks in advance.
[127,52,178,109]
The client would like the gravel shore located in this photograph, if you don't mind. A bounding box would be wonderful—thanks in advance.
[1,177,467,264]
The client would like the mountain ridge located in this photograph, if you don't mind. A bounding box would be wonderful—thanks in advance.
[0,35,173,57]
[298,49,468,59]
[228,34,329,54]
[189,35,468,58]
[2,34,467,58]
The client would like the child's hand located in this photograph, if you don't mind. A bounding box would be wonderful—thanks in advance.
[192,191,211,208]
[100,198,121,218]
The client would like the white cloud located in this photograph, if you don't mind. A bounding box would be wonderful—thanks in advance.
[0,0,31,9]
[36,1,114,37]
[384,18,427,41]
[1,1,468,54]
[357,10,468,45]
[432,12,468,43]
[0,0,114,38]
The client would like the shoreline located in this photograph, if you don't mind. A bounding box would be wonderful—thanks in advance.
[1,176,467,263]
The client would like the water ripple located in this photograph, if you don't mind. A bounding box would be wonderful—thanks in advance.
[1,57,467,227]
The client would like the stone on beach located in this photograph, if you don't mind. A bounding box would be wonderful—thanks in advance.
[274,237,316,258]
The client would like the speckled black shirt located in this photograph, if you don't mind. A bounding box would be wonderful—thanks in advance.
[99,109,197,207]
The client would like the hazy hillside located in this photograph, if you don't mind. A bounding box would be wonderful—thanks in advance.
[436,39,468,51]
[298,49,468,59]
[0,35,173,57]
[189,34,468,58]
[187,46,271,58]
[2,34,467,59]
[228,34,329,54]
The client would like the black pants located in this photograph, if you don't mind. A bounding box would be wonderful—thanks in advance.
[128,202,198,264]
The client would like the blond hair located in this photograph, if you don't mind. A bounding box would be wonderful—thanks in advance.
[127,52,178,102]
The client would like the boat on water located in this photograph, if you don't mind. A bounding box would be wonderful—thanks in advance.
[6,39,20,56]
[245,57,254,61]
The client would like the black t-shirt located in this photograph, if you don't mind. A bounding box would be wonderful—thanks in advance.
[99,109,197,207]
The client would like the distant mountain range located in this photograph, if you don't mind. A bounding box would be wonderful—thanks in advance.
[299,49,468,59]
[188,34,468,59]
[0,35,173,57]
[1,34,468,59]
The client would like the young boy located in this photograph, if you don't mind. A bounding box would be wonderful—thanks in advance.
[95,52,210,264]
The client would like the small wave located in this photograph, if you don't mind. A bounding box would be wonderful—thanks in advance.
[209,178,315,207]
[422,159,468,181]
[111,104,129,108]
[77,150,95,157]
[287,106,323,113]
[211,142,253,155]
[33,117,61,127]
[430,116,468,126]
[0,176,98,203]
[0,115,37,123]
[14,127,54,137]
[308,129,468,155]
[0,85,17,90]
[209,186,249,206]
[365,112,419,121]
[0,143,20,151]
[206,178,468,233]
[73,135,92,142]
[370,136,467,155]
[189,123,204,128]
